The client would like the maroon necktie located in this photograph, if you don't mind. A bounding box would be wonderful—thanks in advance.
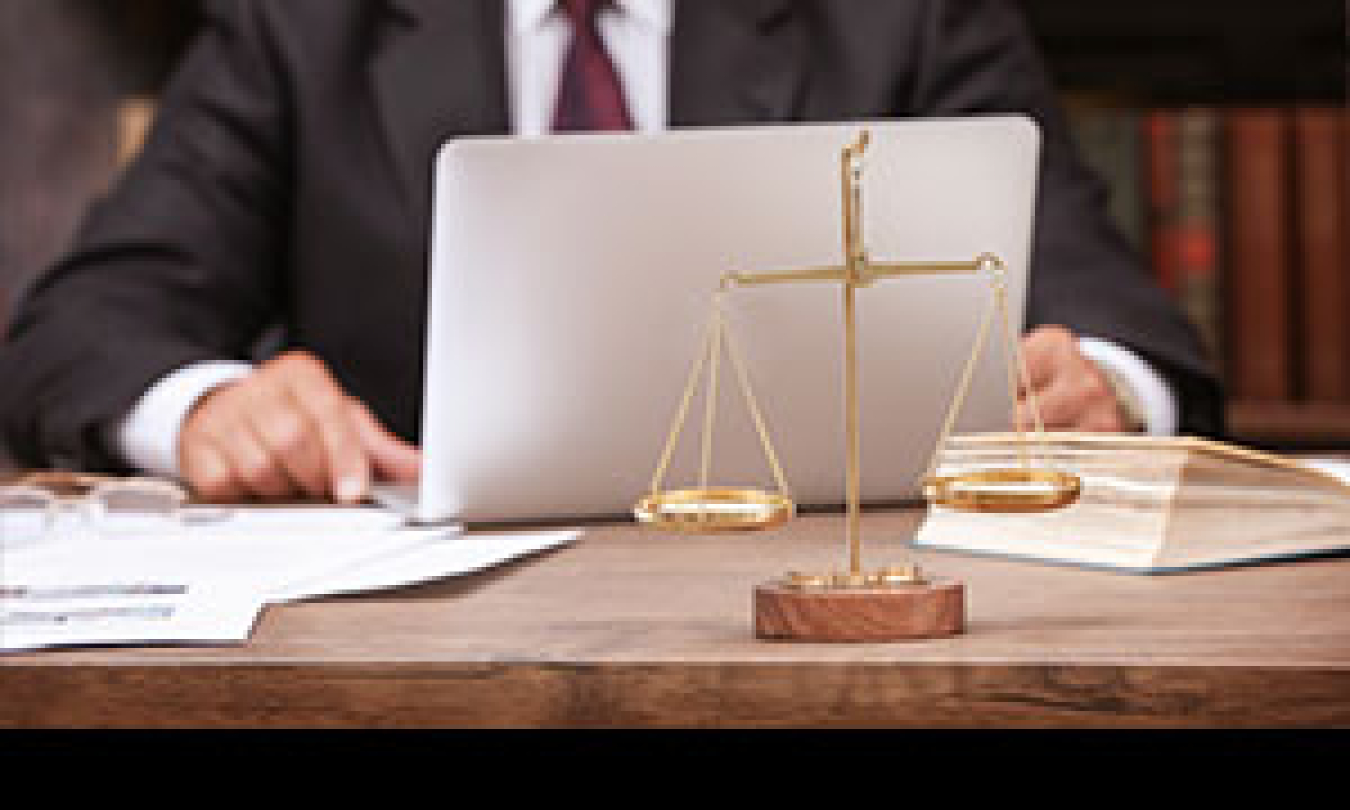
[551,0,635,132]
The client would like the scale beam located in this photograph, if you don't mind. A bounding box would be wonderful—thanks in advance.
[722,260,983,290]
[866,260,985,281]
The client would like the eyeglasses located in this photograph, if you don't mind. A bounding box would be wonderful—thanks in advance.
[0,472,194,550]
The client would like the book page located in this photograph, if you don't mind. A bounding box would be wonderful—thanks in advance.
[913,437,1186,570]
[1156,452,1350,570]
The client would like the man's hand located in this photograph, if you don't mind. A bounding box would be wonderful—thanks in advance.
[1017,325,1128,433]
[179,350,421,503]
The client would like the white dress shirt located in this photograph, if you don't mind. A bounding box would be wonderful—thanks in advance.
[114,0,1177,479]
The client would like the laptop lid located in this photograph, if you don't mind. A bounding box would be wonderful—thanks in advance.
[417,117,1041,524]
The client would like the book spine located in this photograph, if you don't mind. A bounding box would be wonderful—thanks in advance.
[1176,107,1223,368]
[1070,107,1147,252]
[1146,110,1180,293]
[1224,108,1294,402]
[1293,106,1349,402]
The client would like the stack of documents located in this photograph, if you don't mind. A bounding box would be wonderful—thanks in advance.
[1,507,576,652]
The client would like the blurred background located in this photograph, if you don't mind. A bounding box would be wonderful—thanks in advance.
[0,0,1346,456]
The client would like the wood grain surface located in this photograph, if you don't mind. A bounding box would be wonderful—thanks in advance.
[3,509,1349,727]
[754,579,964,642]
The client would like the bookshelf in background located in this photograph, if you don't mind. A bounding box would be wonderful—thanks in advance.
[1026,0,1347,450]
[1068,102,1349,451]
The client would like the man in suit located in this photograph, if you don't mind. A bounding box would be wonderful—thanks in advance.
[0,0,1223,504]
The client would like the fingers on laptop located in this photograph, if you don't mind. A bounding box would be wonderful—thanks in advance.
[179,350,419,504]
[348,399,422,485]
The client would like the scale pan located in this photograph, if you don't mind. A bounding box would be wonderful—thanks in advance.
[924,469,1082,514]
[634,488,795,533]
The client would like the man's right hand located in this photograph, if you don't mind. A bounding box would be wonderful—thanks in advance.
[178,350,421,504]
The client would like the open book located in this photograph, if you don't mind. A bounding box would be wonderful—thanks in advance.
[913,433,1350,573]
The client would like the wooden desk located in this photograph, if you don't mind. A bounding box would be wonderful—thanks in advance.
[2,509,1348,727]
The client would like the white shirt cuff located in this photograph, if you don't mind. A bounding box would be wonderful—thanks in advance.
[115,361,255,479]
[1076,337,1179,437]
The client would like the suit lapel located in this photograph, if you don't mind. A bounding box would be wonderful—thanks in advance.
[371,0,509,210]
[669,0,806,127]
[370,0,806,205]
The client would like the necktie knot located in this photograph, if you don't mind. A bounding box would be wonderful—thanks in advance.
[558,0,606,26]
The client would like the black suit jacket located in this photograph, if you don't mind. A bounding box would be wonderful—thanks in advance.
[0,0,1224,470]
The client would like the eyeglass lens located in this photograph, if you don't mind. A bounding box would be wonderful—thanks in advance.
[0,489,56,550]
[87,481,187,534]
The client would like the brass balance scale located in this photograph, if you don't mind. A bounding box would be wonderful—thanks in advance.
[633,130,1082,642]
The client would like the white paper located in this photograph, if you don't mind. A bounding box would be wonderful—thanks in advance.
[1,581,262,652]
[1303,457,1350,486]
[3,507,433,597]
[1,505,578,652]
[270,529,578,602]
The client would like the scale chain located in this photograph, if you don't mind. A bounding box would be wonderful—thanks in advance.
[720,306,793,499]
[921,283,1000,484]
[647,291,792,503]
[647,311,719,496]
[992,267,1054,470]
[922,256,1057,484]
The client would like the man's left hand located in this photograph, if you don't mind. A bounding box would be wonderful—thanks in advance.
[1017,325,1128,433]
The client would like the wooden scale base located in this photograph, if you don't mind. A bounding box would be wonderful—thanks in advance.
[754,570,964,642]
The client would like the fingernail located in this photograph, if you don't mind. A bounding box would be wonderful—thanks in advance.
[336,475,366,504]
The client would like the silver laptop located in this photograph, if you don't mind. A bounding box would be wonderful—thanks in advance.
[406,117,1041,525]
